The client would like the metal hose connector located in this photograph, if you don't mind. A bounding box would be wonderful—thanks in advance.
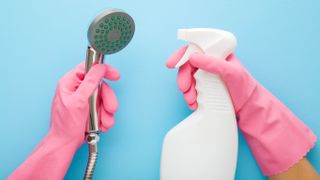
[84,142,98,180]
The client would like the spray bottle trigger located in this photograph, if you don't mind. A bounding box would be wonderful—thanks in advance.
[175,43,203,68]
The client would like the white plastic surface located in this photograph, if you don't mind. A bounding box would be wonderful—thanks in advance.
[161,28,238,180]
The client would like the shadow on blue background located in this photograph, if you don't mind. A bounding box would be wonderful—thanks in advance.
[0,0,319,179]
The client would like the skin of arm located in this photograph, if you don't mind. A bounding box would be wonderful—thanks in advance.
[269,158,319,180]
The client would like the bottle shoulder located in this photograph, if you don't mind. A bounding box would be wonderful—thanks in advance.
[164,110,238,141]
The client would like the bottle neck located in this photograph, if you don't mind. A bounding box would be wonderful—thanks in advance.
[194,70,235,112]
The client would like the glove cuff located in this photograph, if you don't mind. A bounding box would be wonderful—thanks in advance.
[237,84,317,176]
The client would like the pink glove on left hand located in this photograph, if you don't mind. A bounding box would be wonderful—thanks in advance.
[9,63,120,180]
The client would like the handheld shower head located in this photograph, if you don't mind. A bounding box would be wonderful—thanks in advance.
[84,9,135,180]
[87,8,135,55]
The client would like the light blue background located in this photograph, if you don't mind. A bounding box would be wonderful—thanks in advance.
[0,0,319,179]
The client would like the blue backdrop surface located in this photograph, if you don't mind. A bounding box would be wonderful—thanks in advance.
[0,0,319,179]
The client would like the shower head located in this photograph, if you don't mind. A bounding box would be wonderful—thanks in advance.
[87,8,135,55]
[84,9,135,179]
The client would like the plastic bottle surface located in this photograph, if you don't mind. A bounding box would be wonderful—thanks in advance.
[161,28,238,180]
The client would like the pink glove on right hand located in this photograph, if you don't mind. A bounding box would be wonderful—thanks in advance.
[167,46,317,176]
[50,62,120,144]
[9,63,120,180]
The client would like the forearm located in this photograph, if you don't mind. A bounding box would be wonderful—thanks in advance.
[269,158,319,180]
[238,85,317,175]
[8,131,80,180]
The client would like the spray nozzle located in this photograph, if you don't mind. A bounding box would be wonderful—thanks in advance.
[175,28,237,68]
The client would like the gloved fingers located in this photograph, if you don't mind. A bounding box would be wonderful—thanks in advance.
[226,53,242,66]
[226,53,235,62]
[75,64,106,100]
[177,62,194,92]
[99,108,115,132]
[104,64,120,81]
[58,63,85,92]
[75,62,86,71]
[188,101,198,110]
[166,45,188,68]
[100,82,118,113]
[96,86,102,110]
[189,53,229,76]
[183,79,197,105]
[97,85,116,133]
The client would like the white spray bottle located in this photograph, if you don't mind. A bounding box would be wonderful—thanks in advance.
[161,28,238,180]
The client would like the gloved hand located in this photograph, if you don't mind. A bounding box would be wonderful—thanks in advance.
[8,63,120,180]
[166,46,317,176]
[50,62,120,146]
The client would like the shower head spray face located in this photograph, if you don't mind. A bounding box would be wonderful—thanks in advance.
[88,9,135,55]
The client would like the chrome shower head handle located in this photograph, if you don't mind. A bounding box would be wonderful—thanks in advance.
[84,8,135,180]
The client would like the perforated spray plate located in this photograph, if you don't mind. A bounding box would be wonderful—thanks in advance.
[88,9,135,55]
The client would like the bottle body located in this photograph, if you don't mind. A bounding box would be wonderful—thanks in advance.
[161,70,238,180]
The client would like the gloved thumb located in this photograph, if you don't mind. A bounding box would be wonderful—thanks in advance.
[189,53,229,76]
[166,45,188,68]
[75,64,106,101]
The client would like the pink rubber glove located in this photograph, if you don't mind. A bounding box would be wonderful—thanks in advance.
[8,63,120,180]
[166,46,317,176]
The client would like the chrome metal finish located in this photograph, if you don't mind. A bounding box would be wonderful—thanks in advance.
[85,47,104,134]
[84,144,98,180]
[84,46,104,180]
[87,133,100,145]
